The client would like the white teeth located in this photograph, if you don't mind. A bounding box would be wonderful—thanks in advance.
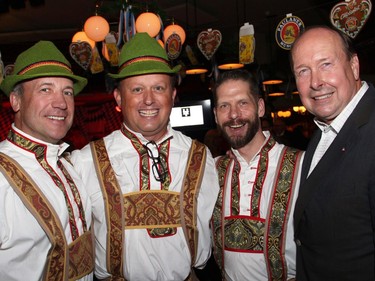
[48,116,65,120]
[230,124,244,128]
[140,110,158,117]
[314,93,332,100]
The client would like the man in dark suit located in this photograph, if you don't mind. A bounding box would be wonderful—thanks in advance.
[290,25,375,281]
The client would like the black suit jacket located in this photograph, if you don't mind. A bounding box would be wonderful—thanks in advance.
[294,84,375,281]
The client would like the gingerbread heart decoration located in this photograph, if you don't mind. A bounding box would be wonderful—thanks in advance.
[197,29,222,60]
[69,42,92,71]
[330,0,372,39]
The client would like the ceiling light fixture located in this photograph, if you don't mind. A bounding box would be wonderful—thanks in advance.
[268,92,285,97]
[72,31,96,48]
[293,106,307,114]
[84,15,110,42]
[135,11,161,38]
[164,21,186,44]
[186,68,208,75]
[218,63,244,70]
[262,79,283,85]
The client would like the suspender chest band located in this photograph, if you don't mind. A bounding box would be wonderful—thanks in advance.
[123,190,181,229]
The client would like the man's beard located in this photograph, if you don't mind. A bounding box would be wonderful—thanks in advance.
[219,117,260,149]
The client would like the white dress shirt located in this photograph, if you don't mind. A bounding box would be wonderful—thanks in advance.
[309,81,369,175]
[71,124,219,281]
[0,125,93,281]
[219,132,303,281]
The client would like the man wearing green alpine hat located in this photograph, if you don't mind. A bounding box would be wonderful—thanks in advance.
[71,32,219,280]
[0,41,94,281]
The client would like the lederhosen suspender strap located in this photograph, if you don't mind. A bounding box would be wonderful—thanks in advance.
[212,155,231,278]
[90,139,125,281]
[212,144,302,281]
[265,146,302,281]
[90,138,205,280]
[180,139,206,268]
[0,153,94,281]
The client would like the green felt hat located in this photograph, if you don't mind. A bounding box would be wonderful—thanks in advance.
[108,32,181,80]
[0,41,87,96]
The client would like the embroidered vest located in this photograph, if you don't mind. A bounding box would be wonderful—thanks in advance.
[0,153,94,281]
[90,138,206,280]
[212,143,302,281]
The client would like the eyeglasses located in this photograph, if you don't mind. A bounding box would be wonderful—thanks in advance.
[143,141,168,183]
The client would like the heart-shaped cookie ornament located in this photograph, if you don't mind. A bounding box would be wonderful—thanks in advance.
[197,29,222,60]
[330,0,372,39]
[69,42,93,71]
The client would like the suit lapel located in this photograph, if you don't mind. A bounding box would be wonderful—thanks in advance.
[300,129,320,183]
[294,84,375,230]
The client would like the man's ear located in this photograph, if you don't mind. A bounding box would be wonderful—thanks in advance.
[213,107,218,124]
[350,54,360,81]
[113,88,122,107]
[258,97,266,118]
[9,92,21,113]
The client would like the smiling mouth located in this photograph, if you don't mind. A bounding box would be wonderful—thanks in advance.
[139,109,158,117]
[47,116,65,121]
[314,93,333,100]
[228,123,245,129]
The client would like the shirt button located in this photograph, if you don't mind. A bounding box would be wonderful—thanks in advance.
[295,239,302,246]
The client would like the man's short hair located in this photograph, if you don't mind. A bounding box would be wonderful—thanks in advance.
[213,69,260,106]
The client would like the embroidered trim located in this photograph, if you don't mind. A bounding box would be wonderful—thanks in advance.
[91,137,205,278]
[68,231,95,279]
[0,153,94,280]
[123,190,181,229]
[213,155,231,272]
[180,140,206,266]
[121,125,172,190]
[223,216,265,252]
[118,56,171,72]
[264,146,302,280]
[18,60,72,75]
[213,137,302,281]
[7,129,86,241]
[90,139,125,280]
[251,137,276,217]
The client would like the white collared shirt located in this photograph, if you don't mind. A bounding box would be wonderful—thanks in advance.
[71,124,219,281]
[0,125,92,281]
[219,131,303,281]
[309,82,369,175]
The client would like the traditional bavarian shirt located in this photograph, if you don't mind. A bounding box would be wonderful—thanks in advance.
[212,132,303,281]
[71,124,219,281]
[0,125,93,281]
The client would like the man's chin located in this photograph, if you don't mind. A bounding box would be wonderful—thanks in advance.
[227,136,247,149]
